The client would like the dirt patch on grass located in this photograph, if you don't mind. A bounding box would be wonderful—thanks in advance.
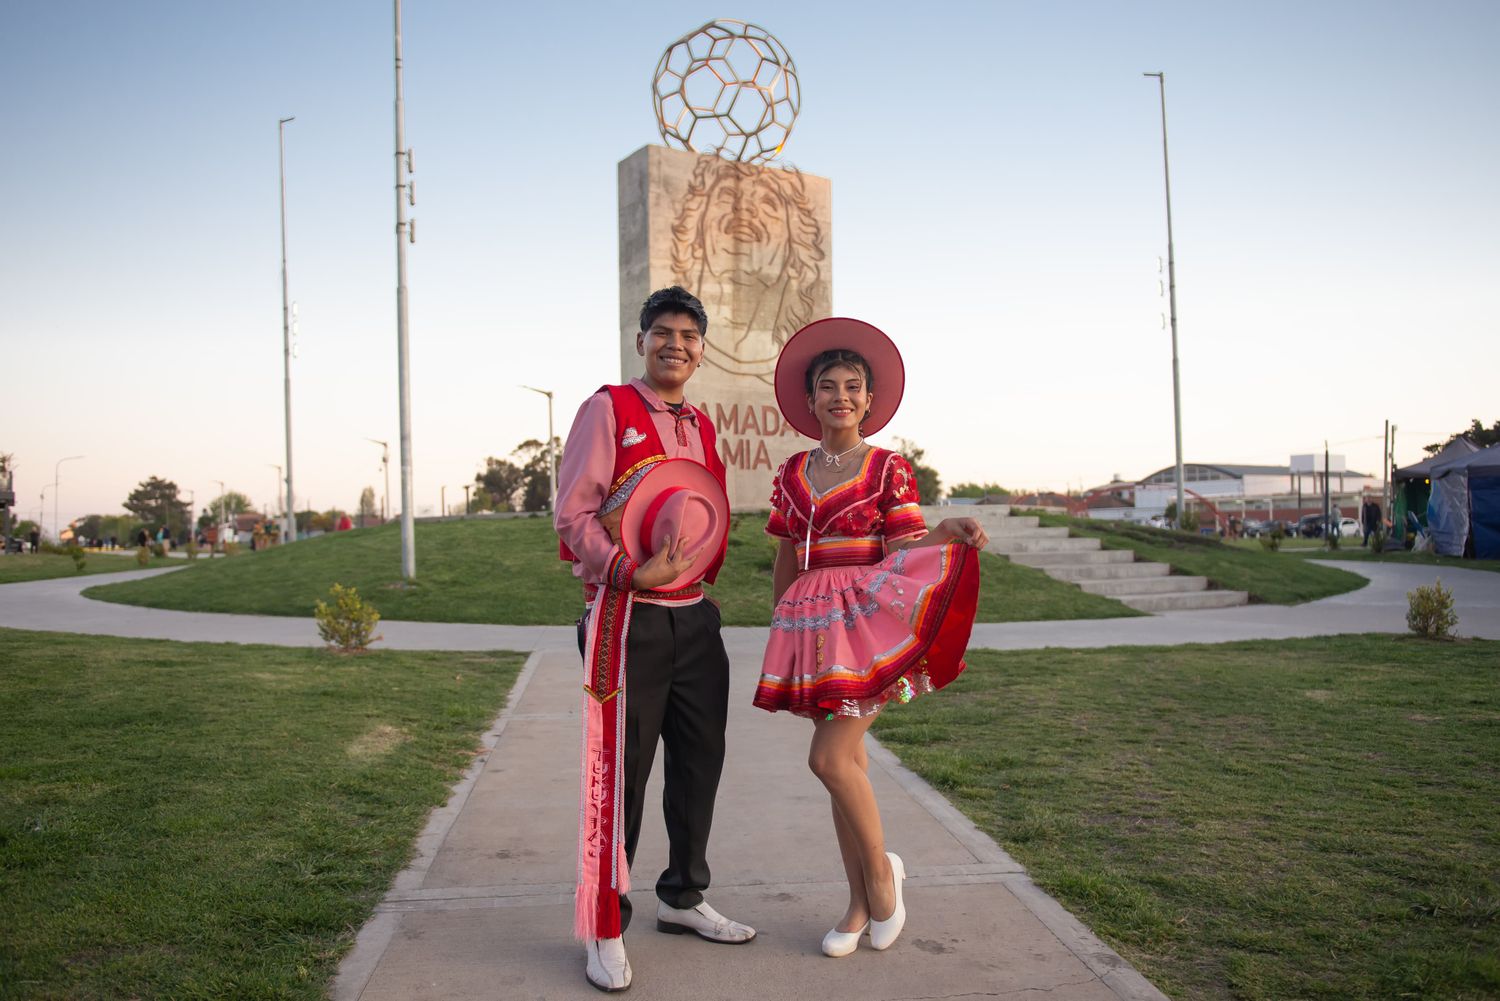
[347,724,412,760]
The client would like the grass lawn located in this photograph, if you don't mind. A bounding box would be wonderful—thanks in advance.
[0,627,524,1001]
[84,516,1138,626]
[1037,514,1367,604]
[0,551,176,584]
[875,635,1500,1001]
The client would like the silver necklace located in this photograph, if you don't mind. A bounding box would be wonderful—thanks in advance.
[817,438,866,468]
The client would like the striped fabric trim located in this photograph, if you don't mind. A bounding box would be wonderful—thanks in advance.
[601,456,665,515]
[793,535,884,571]
[583,583,704,607]
[882,502,926,542]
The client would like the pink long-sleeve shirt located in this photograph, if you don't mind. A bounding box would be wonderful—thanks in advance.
[554,378,710,585]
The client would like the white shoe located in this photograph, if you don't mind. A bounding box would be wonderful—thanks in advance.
[869,853,907,951]
[656,900,757,943]
[821,919,869,958]
[584,937,632,993]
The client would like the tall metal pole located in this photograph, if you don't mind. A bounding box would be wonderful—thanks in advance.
[393,0,416,579]
[53,455,83,543]
[1144,72,1185,528]
[366,438,390,522]
[278,116,297,545]
[214,478,227,553]
[522,386,557,511]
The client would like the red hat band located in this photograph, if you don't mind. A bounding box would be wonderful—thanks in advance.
[639,487,720,559]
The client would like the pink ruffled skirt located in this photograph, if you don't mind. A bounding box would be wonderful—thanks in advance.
[753,542,979,719]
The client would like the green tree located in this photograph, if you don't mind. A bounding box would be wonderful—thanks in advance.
[199,491,253,531]
[513,438,562,513]
[893,438,942,503]
[124,477,191,538]
[1424,418,1499,455]
[948,482,1009,499]
[474,456,525,512]
[357,487,379,526]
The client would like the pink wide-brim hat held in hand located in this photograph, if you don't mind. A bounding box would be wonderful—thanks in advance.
[619,459,730,592]
[773,317,906,439]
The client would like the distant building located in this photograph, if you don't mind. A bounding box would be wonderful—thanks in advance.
[1134,462,1379,525]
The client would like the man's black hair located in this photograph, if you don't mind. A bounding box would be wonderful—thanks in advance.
[640,286,709,337]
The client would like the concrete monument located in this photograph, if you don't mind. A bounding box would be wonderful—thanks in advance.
[621,21,830,508]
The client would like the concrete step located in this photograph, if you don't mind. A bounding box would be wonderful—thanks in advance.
[921,505,1010,523]
[1079,575,1209,596]
[1011,549,1136,567]
[1046,562,1171,581]
[986,535,1100,555]
[1117,590,1250,613]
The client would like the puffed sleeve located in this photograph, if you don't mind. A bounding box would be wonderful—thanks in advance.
[766,459,793,539]
[880,453,927,545]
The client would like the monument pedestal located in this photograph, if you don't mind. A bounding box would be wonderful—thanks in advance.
[618,145,832,508]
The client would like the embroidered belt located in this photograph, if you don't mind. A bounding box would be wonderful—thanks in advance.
[582,582,704,607]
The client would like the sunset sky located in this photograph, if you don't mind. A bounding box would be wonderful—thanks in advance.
[5,0,1496,531]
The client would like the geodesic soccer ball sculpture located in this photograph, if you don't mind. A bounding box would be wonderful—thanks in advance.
[652,20,800,164]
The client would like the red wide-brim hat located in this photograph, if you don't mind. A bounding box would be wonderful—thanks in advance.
[619,458,730,593]
[773,317,905,439]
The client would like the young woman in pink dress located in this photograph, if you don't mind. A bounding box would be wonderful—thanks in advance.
[754,318,987,957]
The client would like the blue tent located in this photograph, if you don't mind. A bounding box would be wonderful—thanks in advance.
[1428,443,1500,558]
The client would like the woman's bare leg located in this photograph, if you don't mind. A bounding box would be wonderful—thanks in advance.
[810,714,896,922]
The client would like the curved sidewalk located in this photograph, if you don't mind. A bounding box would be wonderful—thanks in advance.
[2,561,1497,650]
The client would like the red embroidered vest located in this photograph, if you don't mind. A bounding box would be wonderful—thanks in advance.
[558,384,728,585]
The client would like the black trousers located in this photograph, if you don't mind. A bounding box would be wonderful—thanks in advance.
[578,599,730,931]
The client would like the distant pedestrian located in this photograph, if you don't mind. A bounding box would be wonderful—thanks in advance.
[336,513,353,532]
[137,527,149,548]
[28,527,40,554]
[1361,497,1381,547]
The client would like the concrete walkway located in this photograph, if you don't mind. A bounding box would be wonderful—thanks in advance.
[331,637,1164,1001]
[3,561,1497,650]
[3,561,1496,999]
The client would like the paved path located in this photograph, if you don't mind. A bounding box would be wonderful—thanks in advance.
[3,561,1497,650]
[4,561,1497,1000]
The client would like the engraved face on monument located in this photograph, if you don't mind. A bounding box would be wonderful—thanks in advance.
[619,21,830,509]
[671,156,825,386]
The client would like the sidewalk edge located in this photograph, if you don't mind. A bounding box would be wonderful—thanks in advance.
[866,737,1170,1001]
[329,647,547,1001]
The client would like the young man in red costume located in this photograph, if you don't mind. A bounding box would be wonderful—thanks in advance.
[555,286,755,993]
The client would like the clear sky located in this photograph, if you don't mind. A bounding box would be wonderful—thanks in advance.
[5,0,1497,530]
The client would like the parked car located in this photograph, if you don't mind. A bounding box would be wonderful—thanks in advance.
[1241,518,1266,537]
[1338,517,1361,538]
[1296,513,1331,538]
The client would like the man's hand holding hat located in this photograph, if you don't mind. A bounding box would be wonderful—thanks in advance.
[632,532,707,591]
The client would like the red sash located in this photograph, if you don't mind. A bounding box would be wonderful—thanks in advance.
[567,384,727,941]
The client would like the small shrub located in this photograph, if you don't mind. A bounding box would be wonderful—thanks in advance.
[135,546,151,568]
[68,545,87,571]
[1327,528,1340,550]
[223,541,242,557]
[1407,578,1458,640]
[315,583,382,652]
[151,543,167,558]
[1259,533,1281,552]
[1370,527,1387,552]
[185,540,200,561]
[1178,510,1200,533]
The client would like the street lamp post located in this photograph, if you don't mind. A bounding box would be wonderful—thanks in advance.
[521,385,557,511]
[392,0,417,580]
[214,479,227,553]
[1144,71,1185,529]
[440,484,447,518]
[278,116,297,547]
[463,484,470,517]
[366,438,391,522]
[53,455,84,544]
[39,485,50,542]
[268,464,284,541]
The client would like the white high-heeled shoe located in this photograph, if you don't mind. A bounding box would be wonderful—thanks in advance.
[820,919,869,958]
[869,852,906,951]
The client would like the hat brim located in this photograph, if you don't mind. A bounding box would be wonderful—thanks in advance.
[618,459,730,592]
[774,318,905,439]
